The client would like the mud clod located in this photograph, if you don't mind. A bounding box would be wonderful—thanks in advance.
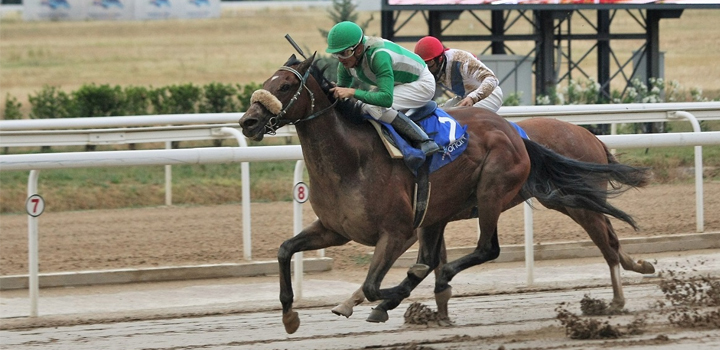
[655,334,670,341]
[655,267,720,329]
[579,294,627,316]
[625,315,648,335]
[580,294,609,316]
[404,302,443,327]
[556,303,624,339]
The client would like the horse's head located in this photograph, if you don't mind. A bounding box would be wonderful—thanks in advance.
[240,53,328,141]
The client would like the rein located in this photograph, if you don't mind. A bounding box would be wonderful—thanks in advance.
[251,65,337,136]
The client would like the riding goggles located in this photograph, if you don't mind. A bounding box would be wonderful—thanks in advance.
[332,38,362,60]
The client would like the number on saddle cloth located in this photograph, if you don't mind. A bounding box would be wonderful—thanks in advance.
[368,105,469,174]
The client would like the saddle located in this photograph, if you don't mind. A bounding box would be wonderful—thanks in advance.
[369,102,468,173]
[368,101,441,160]
[406,101,440,122]
[367,101,470,227]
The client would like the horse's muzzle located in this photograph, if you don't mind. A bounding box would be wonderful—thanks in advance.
[239,103,268,141]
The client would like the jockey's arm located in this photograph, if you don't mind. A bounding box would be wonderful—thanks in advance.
[460,54,499,105]
[353,51,394,108]
[458,53,500,106]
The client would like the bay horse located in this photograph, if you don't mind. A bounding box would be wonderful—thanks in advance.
[331,117,656,323]
[238,54,650,334]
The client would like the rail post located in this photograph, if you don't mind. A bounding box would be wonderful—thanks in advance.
[27,170,40,317]
[219,127,253,260]
[669,111,704,232]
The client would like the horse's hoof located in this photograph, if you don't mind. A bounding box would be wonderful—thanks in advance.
[366,308,389,323]
[282,311,300,334]
[438,318,455,327]
[608,300,626,314]
[331,304,353,318]
[408,264,430,279]
[638,259,656,274]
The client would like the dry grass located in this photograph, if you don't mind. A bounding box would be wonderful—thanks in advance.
[1,6,719,115]
[0,5,353,114]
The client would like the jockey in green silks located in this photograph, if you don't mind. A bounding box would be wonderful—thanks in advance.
[326,21,440,156]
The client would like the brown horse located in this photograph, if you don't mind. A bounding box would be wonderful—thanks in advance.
[239,54,650,334]
[331,117,656,323]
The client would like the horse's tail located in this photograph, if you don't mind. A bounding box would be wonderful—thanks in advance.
[599,137,651,190]
[520,138,651,231]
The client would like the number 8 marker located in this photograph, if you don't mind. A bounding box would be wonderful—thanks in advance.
[293,182,309,203]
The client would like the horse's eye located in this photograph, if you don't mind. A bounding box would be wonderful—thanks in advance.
[279,83,291,92]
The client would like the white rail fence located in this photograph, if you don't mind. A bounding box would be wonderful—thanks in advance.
[2,102,720,317]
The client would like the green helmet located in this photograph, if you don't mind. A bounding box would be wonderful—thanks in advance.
[326,21,364,54]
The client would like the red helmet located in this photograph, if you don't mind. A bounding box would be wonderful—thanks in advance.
[414,36,445,61]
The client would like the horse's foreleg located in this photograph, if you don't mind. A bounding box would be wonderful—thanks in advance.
[278,221,350,334]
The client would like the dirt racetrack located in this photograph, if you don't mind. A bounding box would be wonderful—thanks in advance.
[4,280,720,350]
[1,182,719,276]
[2,182,720,349]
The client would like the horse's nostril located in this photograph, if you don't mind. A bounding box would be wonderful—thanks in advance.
[241,118,258,129]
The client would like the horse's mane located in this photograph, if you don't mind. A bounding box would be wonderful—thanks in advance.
[283,55,366,124]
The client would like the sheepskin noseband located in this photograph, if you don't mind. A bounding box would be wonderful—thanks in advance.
[250,89,282,115]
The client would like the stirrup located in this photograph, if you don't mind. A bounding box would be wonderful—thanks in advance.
[420,140,441,156]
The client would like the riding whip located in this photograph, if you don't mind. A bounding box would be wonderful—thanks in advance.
[285,34,307,60]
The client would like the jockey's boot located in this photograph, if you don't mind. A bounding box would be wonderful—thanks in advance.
[390,112,440,156]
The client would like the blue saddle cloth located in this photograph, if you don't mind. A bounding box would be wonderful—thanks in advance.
[366,109,529,174]
[508,121,529,140]
[368,108,469,174]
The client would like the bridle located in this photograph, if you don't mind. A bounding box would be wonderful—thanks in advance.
[252,65,337,136]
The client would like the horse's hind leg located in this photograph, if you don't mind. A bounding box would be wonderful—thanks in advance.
[333,234,421,318]
[561,207,655,311]
[432,238,452,323]
[368,222,448,323]
[434,167,523,306]
[608,216,655,275]
[331,242,451,322]
[435,223,501,294]
[331,287,365,318]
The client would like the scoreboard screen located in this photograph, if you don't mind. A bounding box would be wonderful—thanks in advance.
[383,1,720,10]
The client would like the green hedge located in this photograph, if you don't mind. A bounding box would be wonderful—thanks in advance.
[4,82,260,121]
[2,82,262,151]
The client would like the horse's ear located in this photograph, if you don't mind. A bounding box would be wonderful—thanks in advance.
[288,54,297,62]
[298,52,316,73]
